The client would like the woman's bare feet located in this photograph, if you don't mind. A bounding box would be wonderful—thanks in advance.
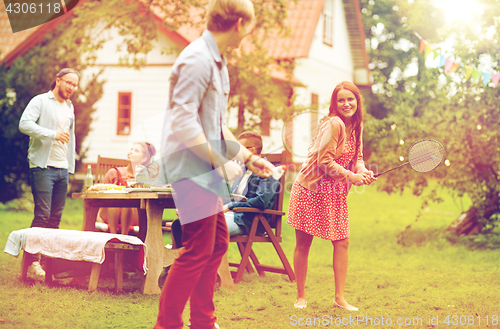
[294,298,307,309]
[334,298,358,311]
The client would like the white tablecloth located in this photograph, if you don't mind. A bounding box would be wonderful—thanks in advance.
[4,228,147,274]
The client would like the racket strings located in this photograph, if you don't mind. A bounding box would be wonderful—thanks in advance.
[408,141,444,172]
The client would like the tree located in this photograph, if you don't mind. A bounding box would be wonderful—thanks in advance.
[359,0,500,234]
[227,43,297,135]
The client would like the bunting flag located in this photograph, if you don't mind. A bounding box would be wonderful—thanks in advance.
[444,58,454,73]
[424,44,433,58]
[419,39,427,53]
[418,36,499,89]
[472,70,482,82]
[438,55,447,68]
[450,62,459,74]
[492,74,500,88]
[482,72,492,86]
[465,67,474,81]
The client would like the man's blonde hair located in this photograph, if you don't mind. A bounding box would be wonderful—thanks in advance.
[207,0,255,32]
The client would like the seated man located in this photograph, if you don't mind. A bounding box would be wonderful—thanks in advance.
[222,130,280,236]
[162,131,279,289]
[170,130,279,245]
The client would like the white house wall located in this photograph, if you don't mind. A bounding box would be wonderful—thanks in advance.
[81,30,180,164]
[264,0,355,161]
[294,0,354,110]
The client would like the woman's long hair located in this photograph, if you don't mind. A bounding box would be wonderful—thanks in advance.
[310,81,364,162]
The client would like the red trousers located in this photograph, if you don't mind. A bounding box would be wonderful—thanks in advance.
[155,180,229,329]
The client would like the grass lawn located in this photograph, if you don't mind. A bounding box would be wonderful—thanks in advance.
[1,181,500,328]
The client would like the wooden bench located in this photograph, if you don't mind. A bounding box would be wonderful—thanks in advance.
[10,228,146,293]
[21,241,142,293]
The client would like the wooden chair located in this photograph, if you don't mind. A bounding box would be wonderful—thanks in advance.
[229,151,295,283]
[96,155,130,184]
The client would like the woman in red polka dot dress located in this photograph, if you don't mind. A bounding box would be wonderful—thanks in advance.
[287,81,376,311]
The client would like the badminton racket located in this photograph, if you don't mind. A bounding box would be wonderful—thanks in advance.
[374,139,445,177]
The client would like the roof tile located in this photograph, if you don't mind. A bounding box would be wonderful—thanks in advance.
[261,0,324,59]
[0,2,39,61]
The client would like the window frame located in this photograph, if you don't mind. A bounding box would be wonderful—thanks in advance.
[323,0,334,47]
[117,92,132,136]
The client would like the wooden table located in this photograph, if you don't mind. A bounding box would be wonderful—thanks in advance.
[72,191,175,294]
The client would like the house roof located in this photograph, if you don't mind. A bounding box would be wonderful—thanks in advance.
[0,1,37,65]
[0,0,80,67]
[0,0,191,66]
[262,0,370,86]
[0,0,370,85]
[263,0,325,59]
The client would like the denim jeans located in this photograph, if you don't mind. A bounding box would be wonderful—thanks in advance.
[224,212,244,236]
[29,167,68,229]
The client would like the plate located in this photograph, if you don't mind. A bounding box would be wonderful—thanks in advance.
[103,190,127,193]
[149,187,173,192]
[123,188,153,192]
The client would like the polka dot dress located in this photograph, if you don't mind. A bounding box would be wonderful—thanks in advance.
[287,134,356,241]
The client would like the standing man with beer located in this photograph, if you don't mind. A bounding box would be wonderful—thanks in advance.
[19,68,79,279]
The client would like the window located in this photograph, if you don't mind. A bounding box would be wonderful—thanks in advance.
[323,0,334,46]
[117,92,132,135]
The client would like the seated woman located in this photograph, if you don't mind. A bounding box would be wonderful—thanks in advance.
[96,142,157,235]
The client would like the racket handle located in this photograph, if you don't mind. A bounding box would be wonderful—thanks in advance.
[374,161,410,177]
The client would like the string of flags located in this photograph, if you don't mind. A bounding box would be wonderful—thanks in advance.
[418,37,500,88]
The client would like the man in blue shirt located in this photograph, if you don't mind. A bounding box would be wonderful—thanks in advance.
[19,68,79,280]
[224,131,279,236]
[156,1,274,328]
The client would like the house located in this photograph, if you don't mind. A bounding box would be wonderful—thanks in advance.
[1,0,370,166]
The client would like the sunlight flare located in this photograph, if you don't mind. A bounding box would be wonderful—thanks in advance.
[434,0,484,24]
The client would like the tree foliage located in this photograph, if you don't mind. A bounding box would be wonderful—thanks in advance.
[360,0,500,232]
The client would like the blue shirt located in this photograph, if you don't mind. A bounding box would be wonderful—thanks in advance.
[19,91,76,173]
[160,30,232,197]
[227,168,280,235]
